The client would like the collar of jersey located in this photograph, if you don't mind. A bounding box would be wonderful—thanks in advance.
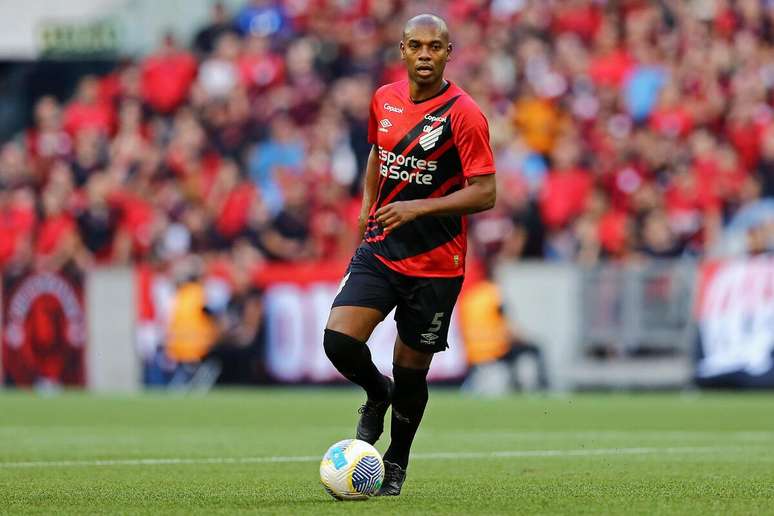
[407,79,452,105]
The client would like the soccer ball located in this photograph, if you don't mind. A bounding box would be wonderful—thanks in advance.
[319,439,384,500]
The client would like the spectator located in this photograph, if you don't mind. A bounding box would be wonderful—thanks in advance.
[238,34,285,92]
[539,137,592,232]
[36,180,81,271]
[26,96,72,175]
[203,279,267,384]
[459,261,547,394]
[70,129,107,187]
[234,0,292,41]
[207,158,256,244]
[62,76,113,137]
[165,257,218,385]
[192,1,238,56]
[247,114,304,214]
[141,32,197,114]
[76,174,120,262]
[7,0,774,281]
[197,32,242,100]
[0,187,36,268]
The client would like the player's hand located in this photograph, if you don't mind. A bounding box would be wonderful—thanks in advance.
[375,200,424,233]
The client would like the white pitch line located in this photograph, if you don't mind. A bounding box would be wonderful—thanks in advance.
[0,446,730,469]
[426,430,774,440]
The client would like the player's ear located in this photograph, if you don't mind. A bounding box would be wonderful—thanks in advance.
[400,41,406,60]
[447,42,453,61]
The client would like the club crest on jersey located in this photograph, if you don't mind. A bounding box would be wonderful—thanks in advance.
[379,118,392,133]
[419,123,444,151]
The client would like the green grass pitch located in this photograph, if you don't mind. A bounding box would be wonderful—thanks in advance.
[1,389,774,515]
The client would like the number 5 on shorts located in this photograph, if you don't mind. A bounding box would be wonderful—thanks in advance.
[429,312,444,333]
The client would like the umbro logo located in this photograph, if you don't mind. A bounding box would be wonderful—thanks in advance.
[379,119,392,133]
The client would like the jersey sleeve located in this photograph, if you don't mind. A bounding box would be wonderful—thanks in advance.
[451,101,496,178]
[367,94,378,145]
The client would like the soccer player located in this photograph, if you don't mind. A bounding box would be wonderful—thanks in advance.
[323,14,496,496]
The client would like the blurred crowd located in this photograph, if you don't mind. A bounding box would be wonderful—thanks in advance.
[4,0,774,282]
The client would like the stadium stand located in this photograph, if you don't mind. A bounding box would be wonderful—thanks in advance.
[4,0,774,280]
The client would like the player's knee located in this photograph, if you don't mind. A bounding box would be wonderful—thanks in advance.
[323,329,367,370]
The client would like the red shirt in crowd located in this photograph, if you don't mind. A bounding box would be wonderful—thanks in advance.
[552,2,603,42]
[216,183,256,239]
[238,53,285,91]
[112,191,155,256]
[141,50,197,113]
[0,200,36,265]
[36,214,77,257]
[598,209,629,255]
[726,118,769,170]
[539,168,593,230]
[649,107,694,139]
[62,101,113,137]
[589,49,634,88]
[665,170,719,238]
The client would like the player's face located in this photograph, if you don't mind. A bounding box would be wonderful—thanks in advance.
[400,26,451,87]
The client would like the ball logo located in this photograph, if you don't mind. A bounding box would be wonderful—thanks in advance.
[383,103,404,114]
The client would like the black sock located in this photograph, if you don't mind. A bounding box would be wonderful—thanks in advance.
[383,364,429,469]
[323,329,389,401]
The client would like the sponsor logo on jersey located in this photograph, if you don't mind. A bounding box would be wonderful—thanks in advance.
[424,114,447,123]
[379,118,392,133]
[383,103,404,114]
[378,146,437,185]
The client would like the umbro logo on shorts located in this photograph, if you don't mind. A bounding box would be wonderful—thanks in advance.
[420,332,439,346]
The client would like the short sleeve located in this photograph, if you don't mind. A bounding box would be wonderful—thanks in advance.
[367,94,378,145]
[451,102,496,178]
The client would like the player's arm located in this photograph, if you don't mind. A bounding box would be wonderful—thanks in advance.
[358,144,380,237]
[375,174,495,233]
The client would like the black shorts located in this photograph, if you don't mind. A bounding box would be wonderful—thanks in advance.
[332,246,464,353]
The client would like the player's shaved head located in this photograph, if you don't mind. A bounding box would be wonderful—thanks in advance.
[402,14,449,43]
[400,13,452,94]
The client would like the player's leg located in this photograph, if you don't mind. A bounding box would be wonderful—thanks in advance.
[324,306,392,404]
[377,337,432,495]
[378,275,464,496]
[324,247,399,443]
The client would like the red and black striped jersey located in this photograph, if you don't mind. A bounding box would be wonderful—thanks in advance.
[364,79,495,277]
